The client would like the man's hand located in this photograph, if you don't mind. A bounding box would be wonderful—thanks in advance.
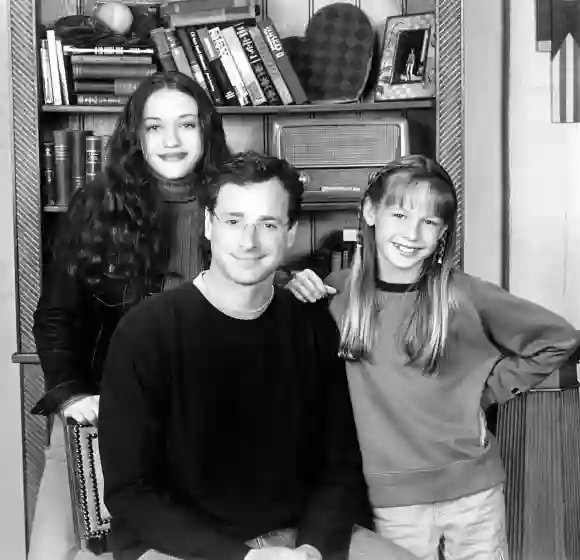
[245,546,316,560]
[286,269,336,303]
[62,395,100,425]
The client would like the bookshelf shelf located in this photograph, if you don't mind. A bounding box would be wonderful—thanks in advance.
[41,98,435,115]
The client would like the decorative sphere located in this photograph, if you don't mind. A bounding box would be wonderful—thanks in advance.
[95,1,134,35]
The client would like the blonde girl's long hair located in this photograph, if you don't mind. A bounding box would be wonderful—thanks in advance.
[338,154,458,374]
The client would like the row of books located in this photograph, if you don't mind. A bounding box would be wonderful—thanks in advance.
[40,11,308,107]
[42,130,109,206]
[152,16,308,107]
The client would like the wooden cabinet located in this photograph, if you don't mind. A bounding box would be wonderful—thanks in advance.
[8,0,464,535]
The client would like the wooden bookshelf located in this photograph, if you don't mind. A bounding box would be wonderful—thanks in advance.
[41,98,435,115]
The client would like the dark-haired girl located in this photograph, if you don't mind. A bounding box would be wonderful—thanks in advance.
[28,71,231,560]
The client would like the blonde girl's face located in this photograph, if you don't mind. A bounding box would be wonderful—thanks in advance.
[140,88,203,180]
[363,180,447,284]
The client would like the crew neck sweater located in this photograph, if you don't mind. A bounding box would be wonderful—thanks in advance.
[326,269,580,507]
[98,283,370,560]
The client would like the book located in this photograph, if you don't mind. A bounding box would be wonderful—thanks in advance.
[73,79,144,96]
[86,136,103,183]
[39,39,54,104]
[167,4,257,29]
[248,26,293,105]
[150,28,177,73]
[196,27,238,106]
[70,130,90,192]
[71,64,157,79]
[45,30,62,105]
[175,27,212,98]
[63,45,155,55]
[221,26,266,106]
[41,141,56,205]
[69,54,153,65]
[165,29,195,79]
[55,38,70,105]
[76,94,130,106]
[186,27,225,106]
[208,26,250,106]
[258,17,308,105]
[234,23,281,106]
[53,130,70,205]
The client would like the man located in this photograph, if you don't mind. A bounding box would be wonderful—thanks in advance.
[98,151,372,560]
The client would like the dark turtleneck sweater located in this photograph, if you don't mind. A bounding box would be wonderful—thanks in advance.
[156,174,206,291]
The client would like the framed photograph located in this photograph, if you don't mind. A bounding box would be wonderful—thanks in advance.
[374,12,436,102]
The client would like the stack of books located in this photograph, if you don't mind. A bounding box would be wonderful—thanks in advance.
[42,129,110,206]
[40,31,158,107]
[152,0,308,106]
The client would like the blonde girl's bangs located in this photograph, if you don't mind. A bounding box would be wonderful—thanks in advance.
[381,173,456,224]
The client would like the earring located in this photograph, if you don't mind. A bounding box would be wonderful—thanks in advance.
[436,238,446,265]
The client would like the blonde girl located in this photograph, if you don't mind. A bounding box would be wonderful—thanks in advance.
[288,154,580,560]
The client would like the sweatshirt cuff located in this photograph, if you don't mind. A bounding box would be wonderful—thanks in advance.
[31,381,94,416]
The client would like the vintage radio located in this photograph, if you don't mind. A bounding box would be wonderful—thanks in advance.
[271,117,410,203]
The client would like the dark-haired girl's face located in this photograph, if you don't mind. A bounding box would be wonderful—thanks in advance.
[140,88,203,180]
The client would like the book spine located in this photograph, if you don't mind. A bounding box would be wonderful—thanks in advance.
[73,81,113,93]
[69,54,153,65]
[150,28,177,73]
[85,136,103,183]
[234,23,281,106]
[55,38,70,105]
[70,130,90,192]
[169,4,256,29]
[196,27,238,106]
[45,30,62,105]
[208,26,250,106]
[76,94,130,106]
[101,135,110,172]
[161,0,252,19]
[248,26,293,105]
[71,64,157,79]
[63,46,155,55]
[40,40,54,104]
[186,27,225,106]
[42,141,56,205]
[258,18,308,105]
[221,26,266,106]
[53,130,70,205]
[165,29,194,79]
[114,79,145,96]
[175,27,211,97]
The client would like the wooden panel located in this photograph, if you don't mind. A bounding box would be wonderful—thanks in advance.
[266,0,310,38]
[222,116,265,153]
[39,0,77,25]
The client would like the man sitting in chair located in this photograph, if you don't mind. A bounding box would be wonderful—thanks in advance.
[99,151,417,560]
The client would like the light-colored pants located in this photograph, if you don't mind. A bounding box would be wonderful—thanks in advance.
[27,416,102,560]
[374,485,509,560]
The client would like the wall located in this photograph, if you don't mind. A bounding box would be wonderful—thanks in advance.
[0,0,27,556]
[462,2,504,285]
[508,0,580,325]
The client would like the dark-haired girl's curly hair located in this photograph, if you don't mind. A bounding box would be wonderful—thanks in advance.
[55,72,231,291]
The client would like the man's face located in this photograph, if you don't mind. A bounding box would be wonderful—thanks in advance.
[205,179,297,286]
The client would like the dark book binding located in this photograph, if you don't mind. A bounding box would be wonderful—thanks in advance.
[70,130,90,192]
[42,141,56,205]
[71,64,157,79]
[85,136,103,183]
[196,27,239,106]
[258,17,308,104]
[234,23,282,105]
[186,27,225,106]
[53,130,71,205]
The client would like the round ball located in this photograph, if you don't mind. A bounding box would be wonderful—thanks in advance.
[95,1,134,35]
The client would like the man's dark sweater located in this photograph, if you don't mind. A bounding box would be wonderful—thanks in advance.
[98,283,371,560]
